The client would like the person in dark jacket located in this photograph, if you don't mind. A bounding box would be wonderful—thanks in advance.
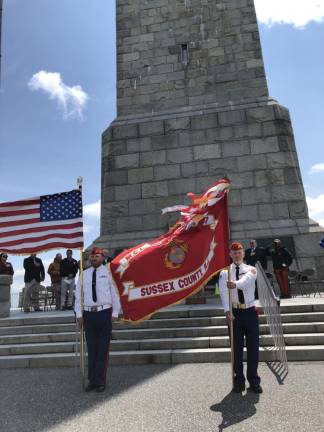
[23,254,45,312]
[267,239,293,298]
[245,240,267,300]
[60,249,79,310]
[48,253,62,309]
[0,253,14,275]
[245,240,267,270]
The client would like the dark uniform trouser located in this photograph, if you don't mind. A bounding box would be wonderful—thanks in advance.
[232,307,260,387]
[83,308,112,386]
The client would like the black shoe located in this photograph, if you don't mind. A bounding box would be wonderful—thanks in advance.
[96,385,106,393]
[248,385,263,394]
[66,306,73,311]
[23,309,30,313]
[34,308,42,312]
[232,383,245,393]
[85,384,96,392]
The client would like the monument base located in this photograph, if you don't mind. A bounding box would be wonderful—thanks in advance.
[96,97,324,278]
[0,275,13,318]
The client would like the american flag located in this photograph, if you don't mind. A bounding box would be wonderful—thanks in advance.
[0,189,84,254]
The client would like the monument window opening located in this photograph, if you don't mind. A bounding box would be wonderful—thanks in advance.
[181,43,189,66]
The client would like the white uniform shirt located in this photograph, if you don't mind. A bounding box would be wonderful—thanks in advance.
[74,264,121,318]
[219,262,257,313]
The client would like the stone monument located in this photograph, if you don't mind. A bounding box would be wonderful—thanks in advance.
[95,0,324,277]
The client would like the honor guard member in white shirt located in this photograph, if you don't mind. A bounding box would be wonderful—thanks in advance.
[219,242,263,394]
[75,247,121,393]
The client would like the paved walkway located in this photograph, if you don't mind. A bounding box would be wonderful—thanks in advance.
[1,362,324,432]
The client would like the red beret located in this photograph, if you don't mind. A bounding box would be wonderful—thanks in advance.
[90,247,105,256]
[230,242,243,251]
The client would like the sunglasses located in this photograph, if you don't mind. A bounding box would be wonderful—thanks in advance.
[2,255,8,259]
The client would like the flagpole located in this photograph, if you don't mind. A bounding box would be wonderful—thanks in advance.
[79,248,85,390]
[225,187,234,389]
[77,177,85,390]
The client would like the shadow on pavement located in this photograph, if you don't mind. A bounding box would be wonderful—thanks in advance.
[265,361,288,384]
[210,390,260,431]
[0,365,174,432]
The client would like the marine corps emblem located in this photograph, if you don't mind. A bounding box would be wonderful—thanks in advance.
[164,240,188,270]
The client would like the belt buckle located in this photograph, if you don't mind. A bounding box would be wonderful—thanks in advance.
[238,303,245,309]
[90,306,97,312]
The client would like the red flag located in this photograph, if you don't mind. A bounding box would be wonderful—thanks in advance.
[110,179,230,322]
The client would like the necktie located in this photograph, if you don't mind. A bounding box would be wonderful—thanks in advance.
[236,265,245,304]
[92,268,97,302]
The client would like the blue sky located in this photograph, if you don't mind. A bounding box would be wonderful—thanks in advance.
[1,0,324,292]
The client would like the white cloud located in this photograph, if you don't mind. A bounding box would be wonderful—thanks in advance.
[28,70,88,119]
[83,200,101,235]
[307,194,324,228]
[309,163,324,174]
[307,194,324,216]
[84,200,101,218]
[255,0,324,28]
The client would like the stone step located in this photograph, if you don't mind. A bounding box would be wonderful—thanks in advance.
[112,322,324,340]
[2,303,324,327]
[113,312,324,329]
[1,312,324,337]
[0,332,77,345]
[0,345,323,368]
[0,341,76,356]
[0,334,323,356]
[267,312,324,324]
[0,314,75,327]
[1,322,323,344]
[0,323,77,336]
[0,330,324,351]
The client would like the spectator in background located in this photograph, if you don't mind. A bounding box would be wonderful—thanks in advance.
[244,240,267,300]
[245,240,267,270]
[320,238,324,249]
[60,249,79,310]
[48,253,62,310]
[105,256,113,264]
[267,239,293,299]
[0,253,14,275]
[23,253,45,312]
[79,250,91,271]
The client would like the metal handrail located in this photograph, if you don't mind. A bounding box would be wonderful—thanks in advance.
[256,263,288,375]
